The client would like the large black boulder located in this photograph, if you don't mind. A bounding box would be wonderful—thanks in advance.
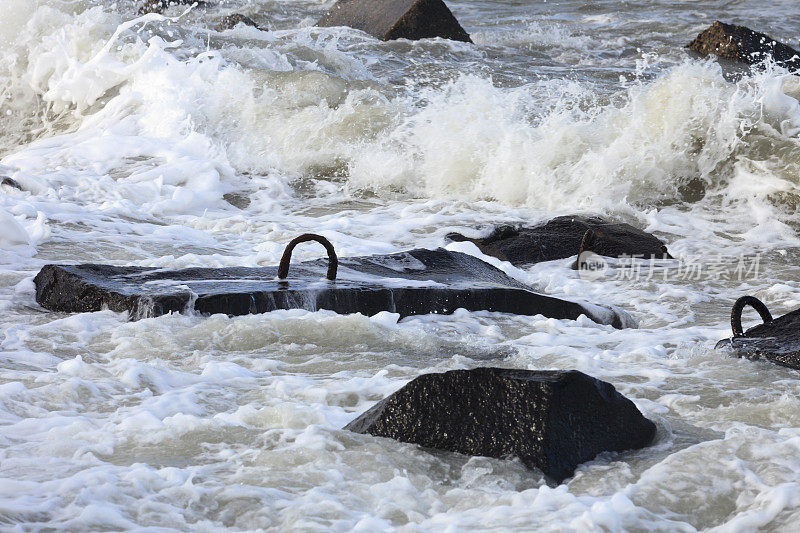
[688,21,800,71]
[345,368,656,483]
[716,296,800,370]
[446,215,671,267]
[316,0,471,43]
[33,247,634,327]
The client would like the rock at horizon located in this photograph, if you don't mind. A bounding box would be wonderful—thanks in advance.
[688,21,800,71]
[316,0,471,43]
[215,14,259,32]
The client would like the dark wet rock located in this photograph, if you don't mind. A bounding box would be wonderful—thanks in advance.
[138,0,208,15]
[316,0,471,43]
[446,215,671,267]
[688,21,800,71]
[33,248,633,327]
[1,177,22,190]
[222,192,251,209]
[345,368,656,483]
[716,296,800,370]
[215,14,259,32]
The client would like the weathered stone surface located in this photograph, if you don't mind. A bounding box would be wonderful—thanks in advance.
[345,368,656,482]
[446,215,671,267]
[316,0,471,43]
[215,14,259,32]
[138,0,208,15]
[33,249,634,327]
[688,21,800,71]
[1,177,22,190]
[716,296,800,370]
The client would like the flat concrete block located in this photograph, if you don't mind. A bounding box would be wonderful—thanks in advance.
[34,246,632,327]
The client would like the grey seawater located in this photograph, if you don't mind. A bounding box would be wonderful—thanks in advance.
[3,0,800,530]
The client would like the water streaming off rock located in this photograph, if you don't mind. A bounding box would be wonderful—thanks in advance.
[3,0,800,530]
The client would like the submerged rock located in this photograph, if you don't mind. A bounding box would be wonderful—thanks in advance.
[345,368,656,483]
[1,177,22,191]
[716,296,800,370]
[33,239,634,327]
[316,0,471,43]
[222,191,251,209]
[688,21,800,71]
[446,215,671,267]
[215,14,259,32]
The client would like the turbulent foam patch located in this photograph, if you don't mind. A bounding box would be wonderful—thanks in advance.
[348,63,800,215]
[4,1,800,242]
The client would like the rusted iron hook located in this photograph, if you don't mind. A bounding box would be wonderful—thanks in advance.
[278,234,338,281]
[731,295,772,337]
[571,229,597,270]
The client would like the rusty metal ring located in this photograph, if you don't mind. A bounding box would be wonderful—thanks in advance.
[731,295,772,337]
[278,234,337,281]
[572,229,597,270]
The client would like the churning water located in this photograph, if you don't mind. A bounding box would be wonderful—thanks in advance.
[4,0,800,530]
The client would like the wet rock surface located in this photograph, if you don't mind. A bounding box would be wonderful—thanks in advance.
[316,0,471,43]
[716,301,800,371]
[345,368,657,483]
[33,249,634,327]
[1,177,22,190]
[215,14,259,32]
[446,215,671,266]
[688,21,800,71]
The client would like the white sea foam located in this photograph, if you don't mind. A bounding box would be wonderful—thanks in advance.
[4,0,800,530]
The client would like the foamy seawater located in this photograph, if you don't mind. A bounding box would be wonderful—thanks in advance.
[3,0,800,530]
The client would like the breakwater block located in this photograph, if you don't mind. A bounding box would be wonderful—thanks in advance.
[33,245,633,327]
[316,0,472,43]
[688,21,800,71]
[716,296,800,370]
[345,368,656,483]
[447,215,671,267]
